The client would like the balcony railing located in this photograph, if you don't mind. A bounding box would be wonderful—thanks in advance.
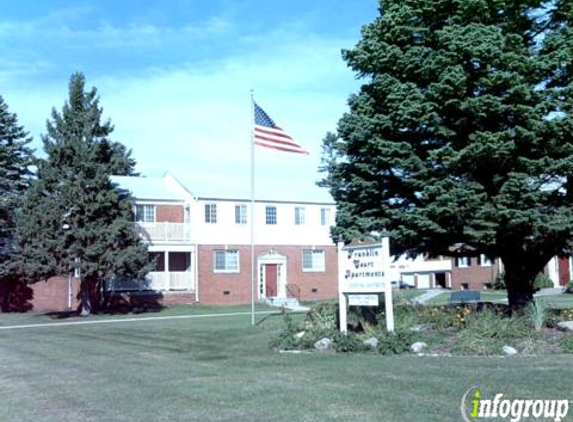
[135,222,191,242]
[107,271,194,292]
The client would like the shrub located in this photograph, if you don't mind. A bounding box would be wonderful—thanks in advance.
[528,300,547,331]
[462,309,531,340]
[376,330,416,355]
[269,330,302,350]
[304,303,337,332]
[415,305,473,330]
[386,303,418,331]
[269,312,305,350]
[451,309,533,355]
[534,273,554,290]
[561,335,573,354]
[566,281,573,294]
[492,272,506,290]
[332,331,363,353]
[545,308,573,327]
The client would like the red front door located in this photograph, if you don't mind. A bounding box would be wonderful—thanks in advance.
[558,258,570,286]
[265,264,278,297]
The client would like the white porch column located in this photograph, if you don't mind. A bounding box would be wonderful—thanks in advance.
[337,241,347,333]
[164,251,170,291]
[547,257,559,288]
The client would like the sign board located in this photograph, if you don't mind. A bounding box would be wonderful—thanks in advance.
[348,294,379,307]
[341,244,387,293]
[338,239,394,333]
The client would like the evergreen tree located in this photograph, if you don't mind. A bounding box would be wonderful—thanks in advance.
[321,0,573,310]
[16,73,150,315]
[0,96,33,310]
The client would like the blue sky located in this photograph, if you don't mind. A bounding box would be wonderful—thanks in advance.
[1,0,378,201]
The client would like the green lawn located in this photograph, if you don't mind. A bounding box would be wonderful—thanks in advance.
[425,290,573,308]
[425,290,508,305]
[0,305,572,422]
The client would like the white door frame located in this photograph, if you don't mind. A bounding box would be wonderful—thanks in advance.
[258,252,287,299]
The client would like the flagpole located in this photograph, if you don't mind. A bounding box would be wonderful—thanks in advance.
[250,89,256,326]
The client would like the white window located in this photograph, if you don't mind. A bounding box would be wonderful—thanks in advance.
[235,204,247,225]
[320,207,331,226]
[266,206,277,225]
[302,249,325,272]
[479,254,493,266]
[205,203,217,224]
[295,206,305,225]
[213,250,239,273]
[135,205,155,222]
[455,257,471,268]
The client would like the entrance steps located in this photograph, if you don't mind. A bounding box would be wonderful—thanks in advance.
[265,297,309,312]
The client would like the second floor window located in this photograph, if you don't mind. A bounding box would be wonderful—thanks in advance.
[235,204,247,224]
[295,207,305,225]
[205,203,217,223]
[320,207,331,226]
[266,206,277,225]
[135,205,155,222]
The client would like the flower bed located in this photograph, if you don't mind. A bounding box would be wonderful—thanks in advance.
[270,300,573,356]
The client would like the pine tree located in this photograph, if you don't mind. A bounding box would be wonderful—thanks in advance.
[0,96,33,311]
[16,73,150,315]
[321,0,573,310]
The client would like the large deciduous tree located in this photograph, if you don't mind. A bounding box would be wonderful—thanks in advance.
[320,0,573,310]
[15,73,150,315]
[0,96,33,311]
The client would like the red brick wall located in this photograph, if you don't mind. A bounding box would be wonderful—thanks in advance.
[197,244,338,305]
[30,278,195,312]
[29,276,81,312]
[107,292,196,307]
[156,205,184,223]
[451,258,499,290]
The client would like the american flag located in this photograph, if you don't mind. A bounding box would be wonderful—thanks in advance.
[253,102,308,154]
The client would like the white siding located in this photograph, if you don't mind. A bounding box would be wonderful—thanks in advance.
[193,200,335,245]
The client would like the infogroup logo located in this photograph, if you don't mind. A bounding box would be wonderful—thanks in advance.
[461,387,570,422]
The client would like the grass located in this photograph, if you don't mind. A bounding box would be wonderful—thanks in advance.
[0,304,572,422]
[424,290,573,307]
[424,290,507,305]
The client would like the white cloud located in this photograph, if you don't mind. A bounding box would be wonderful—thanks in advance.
[2,11,362,202]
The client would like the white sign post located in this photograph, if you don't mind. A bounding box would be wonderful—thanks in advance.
[338,238,394,333]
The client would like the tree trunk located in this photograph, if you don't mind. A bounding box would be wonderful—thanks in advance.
[502,257,540,313]
[79,279,93,316]
[0,280,9,313]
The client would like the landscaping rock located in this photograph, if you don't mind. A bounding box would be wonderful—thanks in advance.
[557,321,573,332]
[410,324,429,333]
[502,345,518,356]
[363,337,379,349]
[295,331,306,339]
[410,342,428,354]
[314,337,332,351]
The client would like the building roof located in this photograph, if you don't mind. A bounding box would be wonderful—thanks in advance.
[191,180,334,204]
[111,172,335,205]
[110,173,191,202]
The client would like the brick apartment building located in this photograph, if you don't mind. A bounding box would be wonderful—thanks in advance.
[106,172,338,306]
[13,172,570,312]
